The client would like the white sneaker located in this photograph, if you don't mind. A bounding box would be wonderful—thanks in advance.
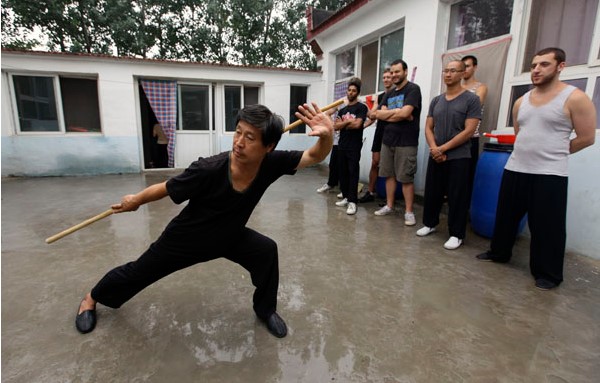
[374,205,394,216]
[337,192,343,199]
[404,212,416,226]
[346,202,357,215]
[416,226,436,237]
[335,198,348,207]
[444,236,463,250]
[317,183,331,193]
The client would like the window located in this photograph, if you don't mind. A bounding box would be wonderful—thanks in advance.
[12,75,59,132]
[506,79,588,126]
[60,78,101,132]
[379,28,404,91]
[289,85,308,134]
[335,48,355,80]
[11,74,101,133]
[179,84,210,131]
[447,0,513,49]
[224,85,260,132]
[593,77,600,129]
[360,41,378,95]
[244,86,259,106]
[523,0,599,71]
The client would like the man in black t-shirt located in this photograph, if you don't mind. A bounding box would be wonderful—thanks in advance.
[75,104,334,339]
[334,77,369,215]
[368,59,421,226]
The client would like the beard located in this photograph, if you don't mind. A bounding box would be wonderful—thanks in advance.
[532,69,559,86]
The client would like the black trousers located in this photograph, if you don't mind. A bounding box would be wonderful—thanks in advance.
[91,228,279,320]
[423,158,471,239]
[338,148,361,203]
[489,170,567,285]
[327,145,339,187]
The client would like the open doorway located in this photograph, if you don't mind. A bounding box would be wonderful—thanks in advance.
[139,84,169,169]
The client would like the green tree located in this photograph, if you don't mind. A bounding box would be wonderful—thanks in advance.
[2,0,323,69]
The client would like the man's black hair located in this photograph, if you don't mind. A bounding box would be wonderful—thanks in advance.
[461,55,478,66]
[390,59,408,71]
[535,47,566,64]
[348,77,362,93]
[235,104,284,148]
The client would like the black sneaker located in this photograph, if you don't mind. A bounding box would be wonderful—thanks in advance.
[535,279,557,291]
[475,252,495,262]
[358,191,374,203]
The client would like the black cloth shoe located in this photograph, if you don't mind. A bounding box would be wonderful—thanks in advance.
[264,312,287,338]
[476,252,509,263]
[75,304,97,334]
[535,279,558,291]
[358,191,375,203]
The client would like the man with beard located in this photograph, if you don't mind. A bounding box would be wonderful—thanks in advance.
[368,59,422,225]
[416,60,481,250]
[334,77,369,215]
[476,47,596,290]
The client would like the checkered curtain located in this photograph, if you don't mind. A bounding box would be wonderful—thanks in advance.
[141,80,177,167]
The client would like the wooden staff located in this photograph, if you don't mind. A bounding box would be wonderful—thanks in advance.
[45,209,114,244]
[283,99,344,132]
[46,100,342,244]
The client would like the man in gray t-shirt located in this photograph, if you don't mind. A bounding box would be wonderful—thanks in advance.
[416,60,481,250]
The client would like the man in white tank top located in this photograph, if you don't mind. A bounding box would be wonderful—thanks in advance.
[476,48,596,291]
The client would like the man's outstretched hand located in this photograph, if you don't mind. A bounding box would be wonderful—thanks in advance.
[295,102,334,138]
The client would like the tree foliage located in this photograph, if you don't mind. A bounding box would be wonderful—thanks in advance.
[1,0,350,69]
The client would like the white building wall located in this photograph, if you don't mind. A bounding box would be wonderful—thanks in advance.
[1,52,325,176]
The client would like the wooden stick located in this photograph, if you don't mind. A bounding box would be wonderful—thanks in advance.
[283,99,344,132]
[45,209,114,244]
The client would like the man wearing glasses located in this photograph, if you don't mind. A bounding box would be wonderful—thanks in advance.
[416,60,481,250]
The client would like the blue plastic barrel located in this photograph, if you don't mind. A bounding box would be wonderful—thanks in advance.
[470,143,526,238]
[376,176,403,200]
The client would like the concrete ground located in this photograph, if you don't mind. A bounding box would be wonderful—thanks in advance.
[2,166,600,383]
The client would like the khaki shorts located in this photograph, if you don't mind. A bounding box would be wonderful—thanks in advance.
[379,144,418,183]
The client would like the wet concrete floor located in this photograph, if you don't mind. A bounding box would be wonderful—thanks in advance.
[2,166,600,383]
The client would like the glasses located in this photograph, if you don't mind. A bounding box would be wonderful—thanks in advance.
[442,69,464,74]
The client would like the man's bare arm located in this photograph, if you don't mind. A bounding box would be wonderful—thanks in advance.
[567,89,596,154]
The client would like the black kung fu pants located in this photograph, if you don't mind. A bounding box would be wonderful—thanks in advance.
[338,148,361,203]
[422,157,471,239]
[90,227,280,321]
[488,170,568,285]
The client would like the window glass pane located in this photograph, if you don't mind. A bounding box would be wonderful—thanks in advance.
[593,77,600,129]
[13,75,59,132]
[244,86,259,106]
[334,81,348,101]
[507,79,587,126]
[60,77,101,132]
[507,84,533,127]
[360,41,378,95]
[180,85,209,131]
[335,47,355,80]
[225,86,241,132]
[379,28,404,90]
[523,0,599,71]
[289,85,308,134]
[563,78,587,92]
[448,0,513,49]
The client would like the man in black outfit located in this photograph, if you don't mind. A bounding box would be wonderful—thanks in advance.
[75,103,334,338]
[334,77,369,215]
